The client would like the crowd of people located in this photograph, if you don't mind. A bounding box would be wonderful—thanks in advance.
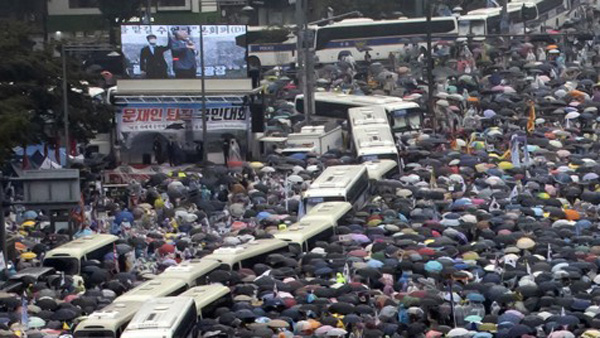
[7,10,600,338]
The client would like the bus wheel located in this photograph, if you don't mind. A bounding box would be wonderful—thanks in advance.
[248,56,261,69]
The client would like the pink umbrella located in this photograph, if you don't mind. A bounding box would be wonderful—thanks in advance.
[315,325,335,336]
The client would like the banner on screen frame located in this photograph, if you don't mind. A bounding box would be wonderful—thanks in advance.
[117,104,248,133]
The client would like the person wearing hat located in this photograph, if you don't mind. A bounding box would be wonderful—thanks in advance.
[139,34,169,79]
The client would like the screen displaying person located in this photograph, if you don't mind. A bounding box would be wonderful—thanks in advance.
[139,34,169,79]
[169,29,198,78]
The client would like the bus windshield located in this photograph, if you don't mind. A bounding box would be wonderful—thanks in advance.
[459,19,485,36]
[43,257,79,275]
[305,197,345,210]
[391,109,421,131]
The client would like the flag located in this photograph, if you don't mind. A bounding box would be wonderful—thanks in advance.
[527,101,536,133]
[21,292,28,330]
[509,185,519,201]
[343,262,351,283]
[113,243,120,273]
[70,193,85,226]
[526,261,533,276]
[273,280,278,296]
[547,243,552,262]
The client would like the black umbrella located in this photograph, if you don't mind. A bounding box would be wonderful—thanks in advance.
[52,308,78,321]
[329,302,356,315]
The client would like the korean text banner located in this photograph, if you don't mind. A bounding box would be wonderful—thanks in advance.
[117,102,248,134]
[121,25,247,79]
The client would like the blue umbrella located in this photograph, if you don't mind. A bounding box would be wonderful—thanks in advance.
[23,210,38,221]
[367,259,384,269]
[115,210,134,225]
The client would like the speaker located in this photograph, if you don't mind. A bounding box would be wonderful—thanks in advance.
[250,103,265,132]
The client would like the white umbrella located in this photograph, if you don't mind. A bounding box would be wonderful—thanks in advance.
[565,111,580,120]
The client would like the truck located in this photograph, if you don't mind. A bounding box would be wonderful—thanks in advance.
[281,125,343,156]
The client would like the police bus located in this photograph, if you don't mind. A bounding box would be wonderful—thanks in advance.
[296,92,423,135]
[243,17,458,68]
[43,234,119,276]
[303,165,369,212]
[120,298,197,338]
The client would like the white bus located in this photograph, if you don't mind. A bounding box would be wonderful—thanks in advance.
[274,217,334,252]
[74,301,142,338]
[314,16,458,63]
[529,0,582,30]
[295,92,423,135]
[303,165,369,212]
[179,285,231,319]
[458,3,539,36]
[349,106,390,130]
[352,124,399,163]
[202,239,289,270]
[302,201,353,225]
[43,234,119,275]
[153,259,220,287]
[121,297,197,338]
[274,202,352,252]
[240,25,297,68]
[243,17,458,68]
[116,279,188,303]
[365,159,398,181]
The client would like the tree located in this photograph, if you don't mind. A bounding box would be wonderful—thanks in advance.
[0,20,113,163]
[98,0,143,45]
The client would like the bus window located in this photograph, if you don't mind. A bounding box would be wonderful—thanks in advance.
[42,257,79,275]
[408,113,421,130]
[392,110,408,130]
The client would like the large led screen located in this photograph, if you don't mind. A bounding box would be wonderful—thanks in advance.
[121,25,247,79]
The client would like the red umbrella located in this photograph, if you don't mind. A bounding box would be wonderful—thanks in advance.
[158,243,175,255]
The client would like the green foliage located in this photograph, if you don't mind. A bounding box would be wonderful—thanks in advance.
[316,0,405,19]
[0,20,113,163]
[98,0,143,44]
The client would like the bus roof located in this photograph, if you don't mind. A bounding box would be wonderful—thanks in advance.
[155,259,220,287]
[202,239,288,268]
[304,201,353,223]
[116,279,187,303]
[125,297,194,331]
[304,165,368,199]
[325,16,457,28]
[179,284,230,312]
[44,234,118,260]
[310,92,404,106]
[349,106,389,128]
[353,125,398,157]
[75,300,142,333]
[274,217,333,245]
[365,160,398,180]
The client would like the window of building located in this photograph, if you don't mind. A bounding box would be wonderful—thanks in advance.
[158,0,186,6]
[68,0,98,8]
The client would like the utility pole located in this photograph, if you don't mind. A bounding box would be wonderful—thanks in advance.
[200,28,209,164]
[295,0,305,97]
[61,44,71,168]
[296,0,315,125]
[426,0,436,133]
[0,178,6,266]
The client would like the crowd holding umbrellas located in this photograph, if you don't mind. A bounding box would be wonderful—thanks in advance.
[7,11,600,338]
